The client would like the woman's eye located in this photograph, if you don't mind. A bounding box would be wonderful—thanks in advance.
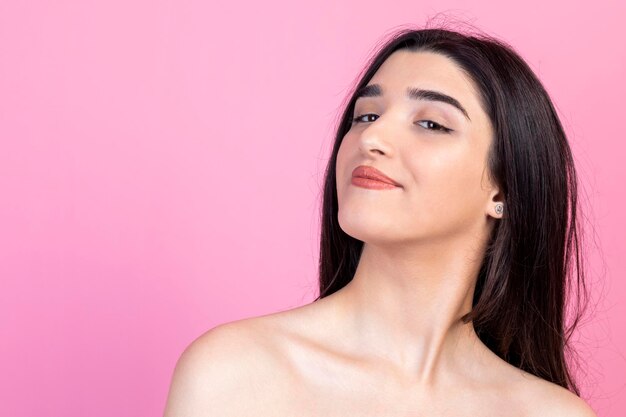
[352,113,378,123]
[416,120,452,133]
[352,114,452,134]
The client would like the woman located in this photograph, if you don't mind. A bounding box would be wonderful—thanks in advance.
[164,27,596,416]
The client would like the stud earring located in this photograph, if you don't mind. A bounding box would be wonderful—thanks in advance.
[495,203,504,215]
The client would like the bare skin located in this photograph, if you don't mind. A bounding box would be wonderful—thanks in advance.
[163,51,597,417]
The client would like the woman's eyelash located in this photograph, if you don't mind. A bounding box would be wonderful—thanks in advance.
[351,113,452,133]
[416,120,453,133]
[352,114,378,124]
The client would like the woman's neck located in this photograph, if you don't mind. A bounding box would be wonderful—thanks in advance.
[325,238,492,385]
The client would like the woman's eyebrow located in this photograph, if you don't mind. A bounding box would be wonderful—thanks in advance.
[354,83,471,122]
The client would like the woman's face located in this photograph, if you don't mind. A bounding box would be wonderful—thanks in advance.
[336,50,501,246]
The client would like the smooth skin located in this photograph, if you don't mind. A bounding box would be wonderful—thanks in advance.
[163,51,598,417]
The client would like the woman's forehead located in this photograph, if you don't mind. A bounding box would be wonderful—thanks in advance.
[365,50,486,123]
[369,51,479,102]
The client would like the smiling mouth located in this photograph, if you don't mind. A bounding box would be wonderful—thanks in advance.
[350,165,402,190]
[351,176,401,190]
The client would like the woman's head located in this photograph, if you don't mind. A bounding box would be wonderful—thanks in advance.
[336,49,502,249]
[317,27,588,394]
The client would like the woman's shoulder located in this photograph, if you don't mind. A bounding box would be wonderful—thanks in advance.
[163,315,296,417]
[169,302,322,375]
[483,357,594,417]
[480,347,597,417]
[165,306,598,417]
[517,374,597,417]
[171,312,298,380]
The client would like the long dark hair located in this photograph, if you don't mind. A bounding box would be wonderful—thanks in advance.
[315,25,590,395]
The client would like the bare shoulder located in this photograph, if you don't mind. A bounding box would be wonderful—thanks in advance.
[163,318,293,417]
[519,374,597,417]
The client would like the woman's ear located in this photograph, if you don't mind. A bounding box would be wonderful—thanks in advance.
[487,188,505,219]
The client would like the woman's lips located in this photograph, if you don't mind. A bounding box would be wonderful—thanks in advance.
[351,176,400,189]
[351,165,402,190]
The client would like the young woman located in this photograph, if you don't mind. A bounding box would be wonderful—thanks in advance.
[164,27,596,417]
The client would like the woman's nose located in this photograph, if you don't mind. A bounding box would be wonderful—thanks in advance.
[357,114,399,156]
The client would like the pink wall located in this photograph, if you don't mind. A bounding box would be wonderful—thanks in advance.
[1,1,624,416]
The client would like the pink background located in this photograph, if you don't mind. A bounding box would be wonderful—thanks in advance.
[1,1,624,416]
